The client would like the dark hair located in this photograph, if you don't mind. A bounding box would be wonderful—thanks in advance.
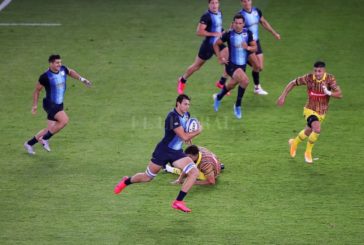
[185,145,200,156]
[48,54,61,63]
[314,61,326,68]
[233,13,245,22]
[175,94,190,107]
[208,0,218,3]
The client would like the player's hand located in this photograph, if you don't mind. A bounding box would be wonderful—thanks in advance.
[218,56,228,65]
[83,79,92,88]
[31,106,37,115]
[171,179,183,185]
[276,96,285,106]
[197,123,203,133]
[274,32,281,40]
[213,32,222,38]
[322,85,332,96]
[242,42,249,50]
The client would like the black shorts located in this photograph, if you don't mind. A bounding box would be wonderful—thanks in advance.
[151,143,187,167]
[225,63,246,77]
[43,98,63,121]
[198,41,226,61]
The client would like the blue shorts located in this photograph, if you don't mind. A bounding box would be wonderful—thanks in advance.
[198,41,226,61]
[43,98,63,121]
[225,63,246,77]
[151,143,187,167]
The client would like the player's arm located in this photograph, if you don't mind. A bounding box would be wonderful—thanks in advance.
[173,125,202,141]
[196,23,222,38]
[276,78,299,106]
[242,31,257,52]
[68,68,92,87]
[31,82,43,114]
[322,77,343,99]
[260,16,280,40]
[194,173,215,185]
[213,38,227,65]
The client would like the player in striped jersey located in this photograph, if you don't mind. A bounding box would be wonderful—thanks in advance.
[166,145,223,185]
[277,61,342,163]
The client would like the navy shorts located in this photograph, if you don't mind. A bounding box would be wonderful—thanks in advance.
[225,63,246,77]
[248,39,263,56]
[43,98,63,121]
[198,41,226,61]
[151,143,187,167]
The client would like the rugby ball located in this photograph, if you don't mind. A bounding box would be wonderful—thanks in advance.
[185,118,199,133]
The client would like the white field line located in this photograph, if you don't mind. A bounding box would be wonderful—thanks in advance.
[0,0,61,26]
[0,0,12,12]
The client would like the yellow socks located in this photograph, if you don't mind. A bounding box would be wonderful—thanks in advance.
[306,132,320,154]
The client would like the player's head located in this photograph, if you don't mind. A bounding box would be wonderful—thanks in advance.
[48,54,62,72]
[232,14,245,32]
[208,0,219,13]
[175,94,191,113]
[241,0,252,10]
[313,61,326,80]
[185,145,200,162]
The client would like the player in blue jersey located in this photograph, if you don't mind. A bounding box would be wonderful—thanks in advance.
[212,14,257,119]
[114,94,202,213]
[24,54,92,154]
[177,0,228,95]
[239,0,280,95]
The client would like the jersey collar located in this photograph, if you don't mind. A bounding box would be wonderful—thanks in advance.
[313,73,327,83]
[195,152,202,167]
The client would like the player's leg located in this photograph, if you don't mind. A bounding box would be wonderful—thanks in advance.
[289,126,310,158]
[213,65,236,112]
[305,118,321,163]
[24,127,49,155]
[39,111,69,152]
[165,164,182,175]
[177,56,206,94]
[233,68,249,119]
[215,46,229,89]
[251,42,268,95]
[171,157,199,212]
[114,161,162,194]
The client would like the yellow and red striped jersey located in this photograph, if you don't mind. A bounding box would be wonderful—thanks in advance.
[295,73,339,115]
[196,147,221,179]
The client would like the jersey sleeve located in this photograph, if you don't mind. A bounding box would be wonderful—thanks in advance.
[221,31,229,43]
[328,75,339,91]
[38,73,49,87]
[256,8,263,18]
[295,74,309,86]
[166,113,181,130]
[62,65,70,75]
[199,13,210,25]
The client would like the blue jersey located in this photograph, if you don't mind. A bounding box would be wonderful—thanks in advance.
[239,7,262,41]
[39,66,69,104]
[221,28,253,66]
[160,109,190,150]
[200,10,223,45]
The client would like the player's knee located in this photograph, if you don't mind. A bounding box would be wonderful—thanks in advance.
[183,162,198,178]
[307,115,319,129]
[145,167,157,181]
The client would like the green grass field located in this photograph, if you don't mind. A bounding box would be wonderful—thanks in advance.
[1,0,363,244]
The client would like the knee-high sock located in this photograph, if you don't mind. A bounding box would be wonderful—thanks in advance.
[306,132,320,154]
[293,130,308,146]
[235,86,246,107]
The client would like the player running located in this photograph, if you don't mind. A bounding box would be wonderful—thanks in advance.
[24,54,92,155]
[114,94,203,213]
[213,14,257,119]
[277,61,342,163]
[177,0,228,94]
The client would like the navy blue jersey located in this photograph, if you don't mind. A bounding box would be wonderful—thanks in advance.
[160,109,190,150]
[239,7,262,41]
[39,66,69,104]
[200,10,223,45]
[221,28,253,65]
